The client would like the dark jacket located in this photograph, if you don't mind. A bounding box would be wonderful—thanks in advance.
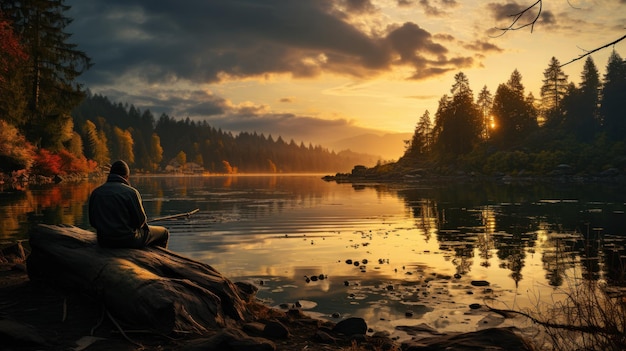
[89,174,147,245]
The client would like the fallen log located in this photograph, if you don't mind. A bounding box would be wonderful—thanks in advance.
[26,224,257,335]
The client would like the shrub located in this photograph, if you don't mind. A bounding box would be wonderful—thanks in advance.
[0,120,35,171]
[31,148,63,176]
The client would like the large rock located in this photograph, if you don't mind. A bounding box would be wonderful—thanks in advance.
[27,224,257,335]
[401,327,534,351]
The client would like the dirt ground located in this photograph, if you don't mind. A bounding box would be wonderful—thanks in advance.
[0,264,398,351]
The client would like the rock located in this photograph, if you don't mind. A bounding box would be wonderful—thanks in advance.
[471,280,490,287]
[314,330,338,344]
[27,224,254,334]
[263,320,290,339]
[235,281,259,301]
[469,303,481,310]
[396,323,443,336]
[401,327,533,351]
[0,242,26,264]
[0,319,48,347]
[243,322,265,335]
[181,328,276,351]
[332,317,368,336]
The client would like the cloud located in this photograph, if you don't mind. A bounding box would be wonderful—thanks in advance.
[418,0,459,17]
[463,39,504,53]
[343,0,378,14]
[68,0,476,87]
[486,2,556,30]
[279,97,296,103]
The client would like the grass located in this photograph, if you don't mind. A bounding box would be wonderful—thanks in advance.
[489,233,626,351]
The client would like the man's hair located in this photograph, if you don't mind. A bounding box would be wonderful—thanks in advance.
[110,160,130,177]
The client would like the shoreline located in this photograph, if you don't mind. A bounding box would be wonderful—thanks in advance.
[0,242,536,351]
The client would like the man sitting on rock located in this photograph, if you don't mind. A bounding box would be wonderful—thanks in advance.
[89,160,169,249]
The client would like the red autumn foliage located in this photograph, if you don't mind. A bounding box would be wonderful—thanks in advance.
[32,149,63,176]
[32,148,99,176]
[0,11,28,81]
[57,149,98,174]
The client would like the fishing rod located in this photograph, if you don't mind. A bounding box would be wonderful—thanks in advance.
[148,208,200,223]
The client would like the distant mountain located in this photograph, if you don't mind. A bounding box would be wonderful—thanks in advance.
[328,133,412,162]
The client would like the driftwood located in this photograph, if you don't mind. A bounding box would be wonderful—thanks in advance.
[26,224,257,335]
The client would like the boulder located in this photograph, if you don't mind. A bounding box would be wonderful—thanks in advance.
[332,317,367,336]
[27,224,257,335]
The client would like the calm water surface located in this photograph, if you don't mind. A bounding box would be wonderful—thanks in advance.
[2,175,625,340]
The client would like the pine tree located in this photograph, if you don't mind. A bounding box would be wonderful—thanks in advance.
[600,50,626,141]
[433,72,481,156]
[0,11,29,127]
[491,70,537,147]
[406,110,432,159]
[476,85,493,139]
[1,0,91,149]
[540,57,568,127]
[562,57,600,141]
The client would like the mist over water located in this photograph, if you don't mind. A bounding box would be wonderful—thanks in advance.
[2,175,625,339]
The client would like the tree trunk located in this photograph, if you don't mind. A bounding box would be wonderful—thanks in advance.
[27,224,257,335]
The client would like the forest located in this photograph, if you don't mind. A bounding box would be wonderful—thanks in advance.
[0,1,374,178]
[71,94,377,174]
[395,52,626,178]
[0,1,625,181]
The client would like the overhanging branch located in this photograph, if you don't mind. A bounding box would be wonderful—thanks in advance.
[560,34,626,67]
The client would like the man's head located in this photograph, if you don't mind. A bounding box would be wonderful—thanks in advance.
[110,160,130,179]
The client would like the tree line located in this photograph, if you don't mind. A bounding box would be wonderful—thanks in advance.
[402,52,626,176]
[72,93,376,173]
[0,1,373,177]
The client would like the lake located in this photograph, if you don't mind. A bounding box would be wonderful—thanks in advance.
[2,174,625,342]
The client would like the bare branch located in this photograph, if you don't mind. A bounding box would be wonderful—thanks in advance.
[492,1,626,67]
[560,34,626,67]
[492,0,542,36]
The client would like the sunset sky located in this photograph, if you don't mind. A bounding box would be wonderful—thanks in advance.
[66,0,626,158]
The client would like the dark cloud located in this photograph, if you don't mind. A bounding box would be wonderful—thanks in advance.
[67,0,474,87]
[463,40,504,53]
[486,2,556,29]
[343,0,377,14]
[64,0,482,149]
[418,0,458,17]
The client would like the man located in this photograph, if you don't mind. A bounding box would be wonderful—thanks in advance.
[89,160,169,249]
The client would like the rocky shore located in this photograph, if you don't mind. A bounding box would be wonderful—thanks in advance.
[0,239,535,351]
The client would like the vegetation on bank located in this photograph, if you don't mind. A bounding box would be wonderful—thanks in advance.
[1,1,624,184]
[0,1,375,185]
[353,53,626,180]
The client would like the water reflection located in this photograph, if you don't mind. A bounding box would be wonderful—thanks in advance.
[2,175,626,334]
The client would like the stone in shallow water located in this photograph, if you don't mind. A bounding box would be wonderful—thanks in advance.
[471,280,490,287]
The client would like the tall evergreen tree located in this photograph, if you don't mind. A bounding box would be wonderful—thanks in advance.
[0,11,29,127]
[433,72,481,156]
[476,85,493,139]
[600,50,626,141]
[540,57,568,127]
[562,57,601,141]
[1,0,91,149]
[406,110,432,159]
[491,70,537,147]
